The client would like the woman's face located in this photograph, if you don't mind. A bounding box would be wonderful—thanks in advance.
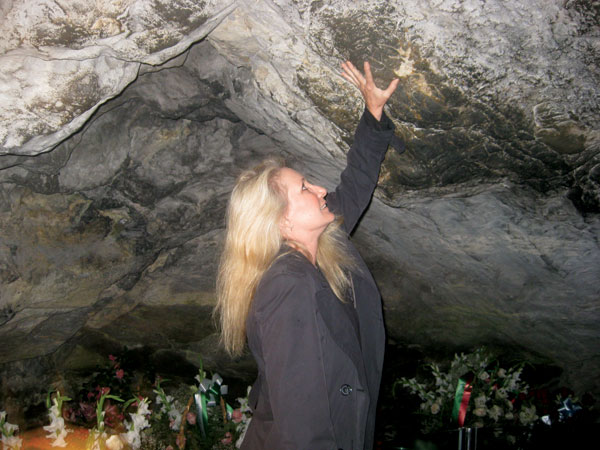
[278,168,335,241]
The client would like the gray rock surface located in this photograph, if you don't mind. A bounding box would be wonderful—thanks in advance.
[0,0,599,410]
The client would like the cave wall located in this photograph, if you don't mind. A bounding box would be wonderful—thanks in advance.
[1,0,599,409]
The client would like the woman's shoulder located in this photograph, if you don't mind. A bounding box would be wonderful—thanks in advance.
[252,251,318,314]
[259,251,314,289]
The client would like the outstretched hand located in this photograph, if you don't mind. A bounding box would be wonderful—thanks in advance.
[341,61,399,121]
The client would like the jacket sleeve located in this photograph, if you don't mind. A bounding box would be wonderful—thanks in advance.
[326,108,399,234]
[253,272,336,449]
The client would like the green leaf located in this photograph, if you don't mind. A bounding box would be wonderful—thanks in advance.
[46,389,53,409]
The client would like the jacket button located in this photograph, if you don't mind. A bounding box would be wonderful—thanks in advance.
[339,384,352,396]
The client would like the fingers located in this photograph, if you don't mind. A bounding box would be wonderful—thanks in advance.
[363,61,374,85]
[341,61,365,87]
[341,60,399,113]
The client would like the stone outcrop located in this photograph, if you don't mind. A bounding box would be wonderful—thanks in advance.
[1,0,599,411]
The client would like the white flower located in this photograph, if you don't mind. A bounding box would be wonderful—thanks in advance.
[42,416,68,439]
[105,434,124,450]
[120,399,151,450]
[474,394,487,409]
[473,407,487,417]
[44,416,65,435]
[488,405,503,422]
[1,434,23,449]
[507,370,522,391]
[430,402,441,415]
[132,413,148,431]
[51,432,68,447]
[518,405,538,426]
[44,397,72,447]
[3,422,19,435]
[479,371,490,381]
[505,411,514,420]
[497,368,507,378]
[121,429,140,449]
[495,387,508,400]
[0,412,22,449]
[137,400,151,417]
[168,408,182,431]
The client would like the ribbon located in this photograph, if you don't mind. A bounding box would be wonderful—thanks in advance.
[452,372,474,427]
[558,398,582,422]
[194,373,234,436]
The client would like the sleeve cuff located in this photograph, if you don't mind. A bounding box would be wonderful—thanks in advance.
[363,107,405,153]
[363,107,394,131]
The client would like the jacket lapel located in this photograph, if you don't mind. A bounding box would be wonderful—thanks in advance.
[314,286,368,384]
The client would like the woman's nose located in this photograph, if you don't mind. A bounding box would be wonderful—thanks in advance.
[309,183,327,197]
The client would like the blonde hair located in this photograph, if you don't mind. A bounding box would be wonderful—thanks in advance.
[215,158,356,357]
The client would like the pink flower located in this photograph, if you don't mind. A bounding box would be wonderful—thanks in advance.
[94,386,111,400]
[186,412,196,425]
[232,409,243,423]
[221,432,233,444]
[115,369,124,380]
[98,386,111,397]
[166,447,174,450]
[109,354,117,362]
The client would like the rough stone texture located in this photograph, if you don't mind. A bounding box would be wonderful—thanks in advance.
[0,0,236,154]
[1,0,599,412]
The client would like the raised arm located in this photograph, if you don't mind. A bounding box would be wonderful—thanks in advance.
[327,61,401,233]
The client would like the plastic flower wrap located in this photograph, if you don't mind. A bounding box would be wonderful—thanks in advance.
[234,386,253,448]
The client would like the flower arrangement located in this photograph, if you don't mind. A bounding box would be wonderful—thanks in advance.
[0,411,22,450]
[394,347,538,435]
[4,352,253,449]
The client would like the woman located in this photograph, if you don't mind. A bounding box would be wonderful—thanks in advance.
[215,61,400,450]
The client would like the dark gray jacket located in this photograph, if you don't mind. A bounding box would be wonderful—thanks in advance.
[241,110,399,450]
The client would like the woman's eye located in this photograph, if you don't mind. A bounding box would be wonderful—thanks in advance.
[302,182,307,191]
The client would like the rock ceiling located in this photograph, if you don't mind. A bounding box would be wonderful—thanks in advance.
[1,0,599,398]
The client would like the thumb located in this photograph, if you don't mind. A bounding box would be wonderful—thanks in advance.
[383,78,400,98]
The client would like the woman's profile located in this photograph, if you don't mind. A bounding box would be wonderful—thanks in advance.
[215,60,401,450]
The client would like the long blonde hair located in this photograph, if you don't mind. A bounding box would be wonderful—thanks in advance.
[215,158,356,357]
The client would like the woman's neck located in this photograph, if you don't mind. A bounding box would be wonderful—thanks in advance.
[285,240,317,265]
